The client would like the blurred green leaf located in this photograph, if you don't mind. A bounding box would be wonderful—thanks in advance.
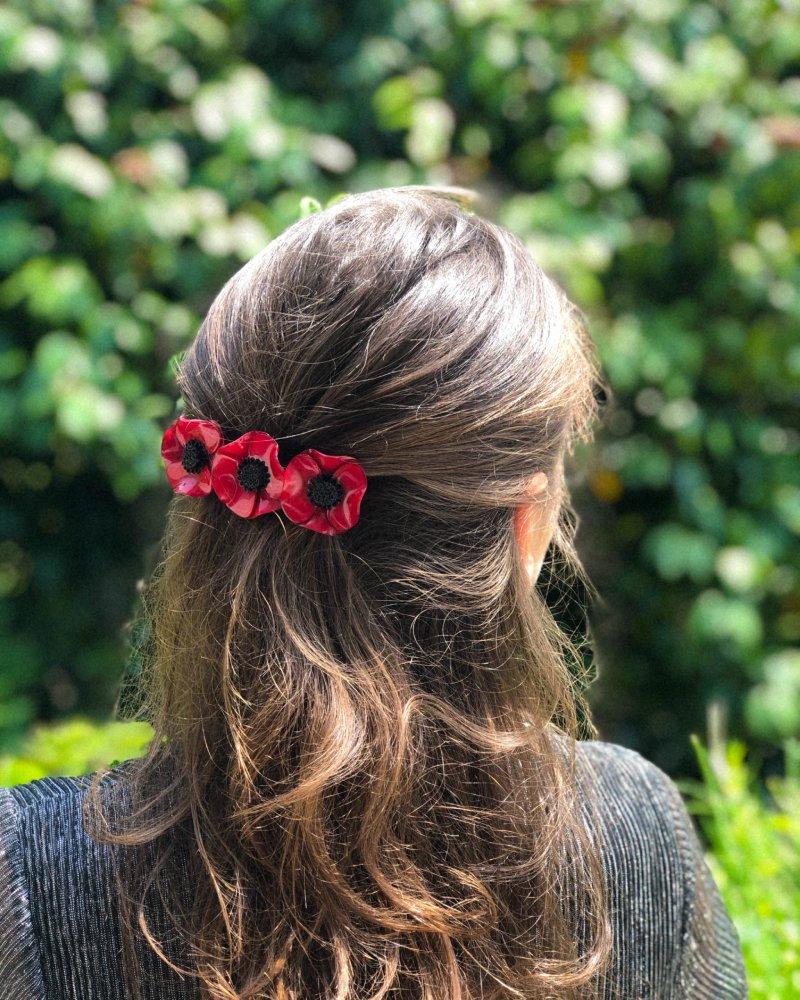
[0,718,153,785]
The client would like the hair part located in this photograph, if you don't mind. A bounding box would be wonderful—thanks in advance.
[89,187,611,999]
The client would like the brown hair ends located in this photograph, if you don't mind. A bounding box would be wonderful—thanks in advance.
[90,187,611,999]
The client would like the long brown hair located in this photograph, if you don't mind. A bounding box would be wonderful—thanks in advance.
[91,188,611,999]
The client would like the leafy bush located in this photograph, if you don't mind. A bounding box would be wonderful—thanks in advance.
[0,716,152,785]
[685,736,800,999]
[1,1,798,772]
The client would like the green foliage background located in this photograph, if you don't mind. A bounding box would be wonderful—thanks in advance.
[1,2,800,992]
[1,0,799,776]
[683,736,800,996]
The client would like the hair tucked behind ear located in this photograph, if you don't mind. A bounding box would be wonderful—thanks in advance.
[89,188,611,999]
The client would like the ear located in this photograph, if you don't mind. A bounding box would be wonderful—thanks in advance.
[513,472,552,585]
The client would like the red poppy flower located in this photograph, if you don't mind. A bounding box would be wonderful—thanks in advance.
[281,449,367,535]
[211,431,285,518]
[161,416,223,497]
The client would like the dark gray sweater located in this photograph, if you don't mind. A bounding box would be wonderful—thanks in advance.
[0,740,747,999]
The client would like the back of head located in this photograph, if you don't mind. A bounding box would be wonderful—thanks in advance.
[105,188,608,999]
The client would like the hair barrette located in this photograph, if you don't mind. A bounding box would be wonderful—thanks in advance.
[161,416,367,536]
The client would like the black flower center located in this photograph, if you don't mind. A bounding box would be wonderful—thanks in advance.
[237,457,270,492]
[181,438,210,474]
[307,473,344,510]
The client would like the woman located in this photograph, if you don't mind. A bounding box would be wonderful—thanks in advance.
[0,188,747,999]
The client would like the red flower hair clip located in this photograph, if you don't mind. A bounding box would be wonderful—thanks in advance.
[281,449,368,536]
[161,416,223,496]
[211,431,284,519]
[161,418,368,534]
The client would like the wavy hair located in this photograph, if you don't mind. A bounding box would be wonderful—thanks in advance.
[90,188,611,999]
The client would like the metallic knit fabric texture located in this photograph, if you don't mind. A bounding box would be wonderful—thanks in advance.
[0,740,748,999]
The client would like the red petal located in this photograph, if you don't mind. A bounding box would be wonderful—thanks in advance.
[173,416,223,453]
[252,492,282,516]
[161,423,183,463]
[322,507,350,533]
[325,461,367,533]
[165,461,212,496]
[302,511,339,535]
[292,451,324,478]
[175,472,211,497]
[211,461,259,517]
[237,431,276,462]
[165,459,187,491]
[265,446,285,500]
[306,448,351,475]
[326,488,366,533]
[210,453,241,505]
[228,488,260,518]
[335,461,367,494]
[326,493,363,533]
[193,419,223,453]
[195,467,213,494]
[175,475,199,494]
[281,490,315,524]
[216,435,249,463]
[280,452,322,524]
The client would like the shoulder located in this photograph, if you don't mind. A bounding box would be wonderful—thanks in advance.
[574,738,689,825]
[570,739,748,999]
[3,771,112,878]
[1,765,133,891]
[2,764,196,1000]
[575,736,680,793]
[0,768,105,890]
[0,779,91,998]
[4,771,93,818]
[1,773,96,881]
[0,774,94,920]
[0,770,128,1000]
[573,739,694,926]
[0,788,42,993]
[572,741,694,918]
[573,738,699,865]
[571,739,717,922]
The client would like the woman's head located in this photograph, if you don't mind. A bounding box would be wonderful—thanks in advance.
[104,188,608,999]
[181,186,596,543]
